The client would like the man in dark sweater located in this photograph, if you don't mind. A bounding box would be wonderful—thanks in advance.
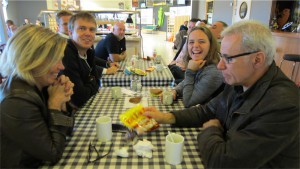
[95,22,127,62]
[144,20,299,168]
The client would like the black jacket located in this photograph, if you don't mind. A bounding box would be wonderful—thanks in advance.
[62,39,100,107]
[0,76,74,168]
[172,62,299,168]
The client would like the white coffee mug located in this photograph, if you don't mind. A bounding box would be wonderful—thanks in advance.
[165,133,184,165]
[163,91,173,105]
[111,87,121,100]
[96,116,112,142]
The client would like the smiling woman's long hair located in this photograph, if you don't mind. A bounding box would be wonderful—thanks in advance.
[0,25,67,85]
[186,26,220,65]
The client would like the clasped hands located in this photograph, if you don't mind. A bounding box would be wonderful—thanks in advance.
[48,75,74,111]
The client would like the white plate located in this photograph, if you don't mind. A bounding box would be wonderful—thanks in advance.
[124,96,148,108]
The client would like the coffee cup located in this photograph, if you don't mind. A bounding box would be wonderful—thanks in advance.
[96,116,112,142]
[111,87,121,100]
[162,90,173,105]
[165,133,184,165]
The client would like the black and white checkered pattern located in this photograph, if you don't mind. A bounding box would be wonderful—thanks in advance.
[40,87,204,169]
[100,57,175,87]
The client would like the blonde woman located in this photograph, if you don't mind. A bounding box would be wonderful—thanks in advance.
[0,25,74,168]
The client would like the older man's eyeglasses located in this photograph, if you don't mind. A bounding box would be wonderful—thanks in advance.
[86,141,113,163]
[219,51,259,64]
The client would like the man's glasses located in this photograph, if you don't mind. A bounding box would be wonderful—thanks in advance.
[219,51,259,64]
[86,141,113,164]
[86,124,137,163]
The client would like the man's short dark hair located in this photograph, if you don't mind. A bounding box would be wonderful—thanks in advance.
[217,21,228,28]
[56,10,73,23]
[68,12,96,32]
[190,18,201,23]
[6,20,14,25]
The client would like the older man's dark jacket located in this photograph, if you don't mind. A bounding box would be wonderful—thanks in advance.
[172,62,299,168]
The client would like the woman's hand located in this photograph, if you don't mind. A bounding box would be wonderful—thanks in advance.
[48,75,74,111]
[187,59,206,71]
[143,106,176,124]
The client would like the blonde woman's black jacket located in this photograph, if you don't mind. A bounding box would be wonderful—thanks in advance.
[172,62,299,168]
[62,39,100,107]
[0,76,74,168]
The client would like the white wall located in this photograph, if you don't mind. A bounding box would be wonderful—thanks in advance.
[80,0,132,10]
[212,0,272,26]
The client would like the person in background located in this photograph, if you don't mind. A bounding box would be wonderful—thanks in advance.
[95,22,127,62]
[169,18,200,84]
[169,26,223,107]
[5,20,18,38]
[144,20,299,168]
[196,20,207,27]
[56,10,73,38]
[179,20,188,31]
[173,18,200,50]
[22,18,31,25]
[209,21,228,43]
[0,25,75,168]
[35,19,42,26]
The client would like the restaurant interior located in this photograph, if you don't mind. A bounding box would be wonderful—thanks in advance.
[0,0,299,168]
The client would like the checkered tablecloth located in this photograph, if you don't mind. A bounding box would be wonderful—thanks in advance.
[100,57,175,87]
[40,87,204,169]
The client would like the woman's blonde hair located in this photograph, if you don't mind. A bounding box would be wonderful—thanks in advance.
[0,25,67,85]
[186,26,220,65]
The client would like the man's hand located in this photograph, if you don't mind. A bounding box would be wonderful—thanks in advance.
[143,106,176,124]
[110,62,120,68]
[106,66,118,74]
[202,119,222,129]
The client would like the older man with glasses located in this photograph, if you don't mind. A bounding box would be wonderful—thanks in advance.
[143,20,299,168]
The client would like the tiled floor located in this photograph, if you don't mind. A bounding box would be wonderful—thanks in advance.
[141,31,177,65]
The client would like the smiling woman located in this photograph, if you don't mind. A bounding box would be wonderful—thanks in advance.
[172,26,224,108]
[0,25,75,168]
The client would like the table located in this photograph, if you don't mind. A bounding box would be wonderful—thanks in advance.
[40,87,204,169]
[100,57,175,87]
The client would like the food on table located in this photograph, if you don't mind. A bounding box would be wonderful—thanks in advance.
[146,67,155,72]
[149,88,163,97]
[119,105,159,134]
[124,67,147,76]
[129,96,142,104]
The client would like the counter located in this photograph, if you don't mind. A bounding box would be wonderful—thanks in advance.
[272,31,300,82]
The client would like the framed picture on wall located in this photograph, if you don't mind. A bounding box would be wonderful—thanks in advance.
[239,2,248,19]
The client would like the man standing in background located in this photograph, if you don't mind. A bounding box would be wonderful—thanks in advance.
[56,10,73,38]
